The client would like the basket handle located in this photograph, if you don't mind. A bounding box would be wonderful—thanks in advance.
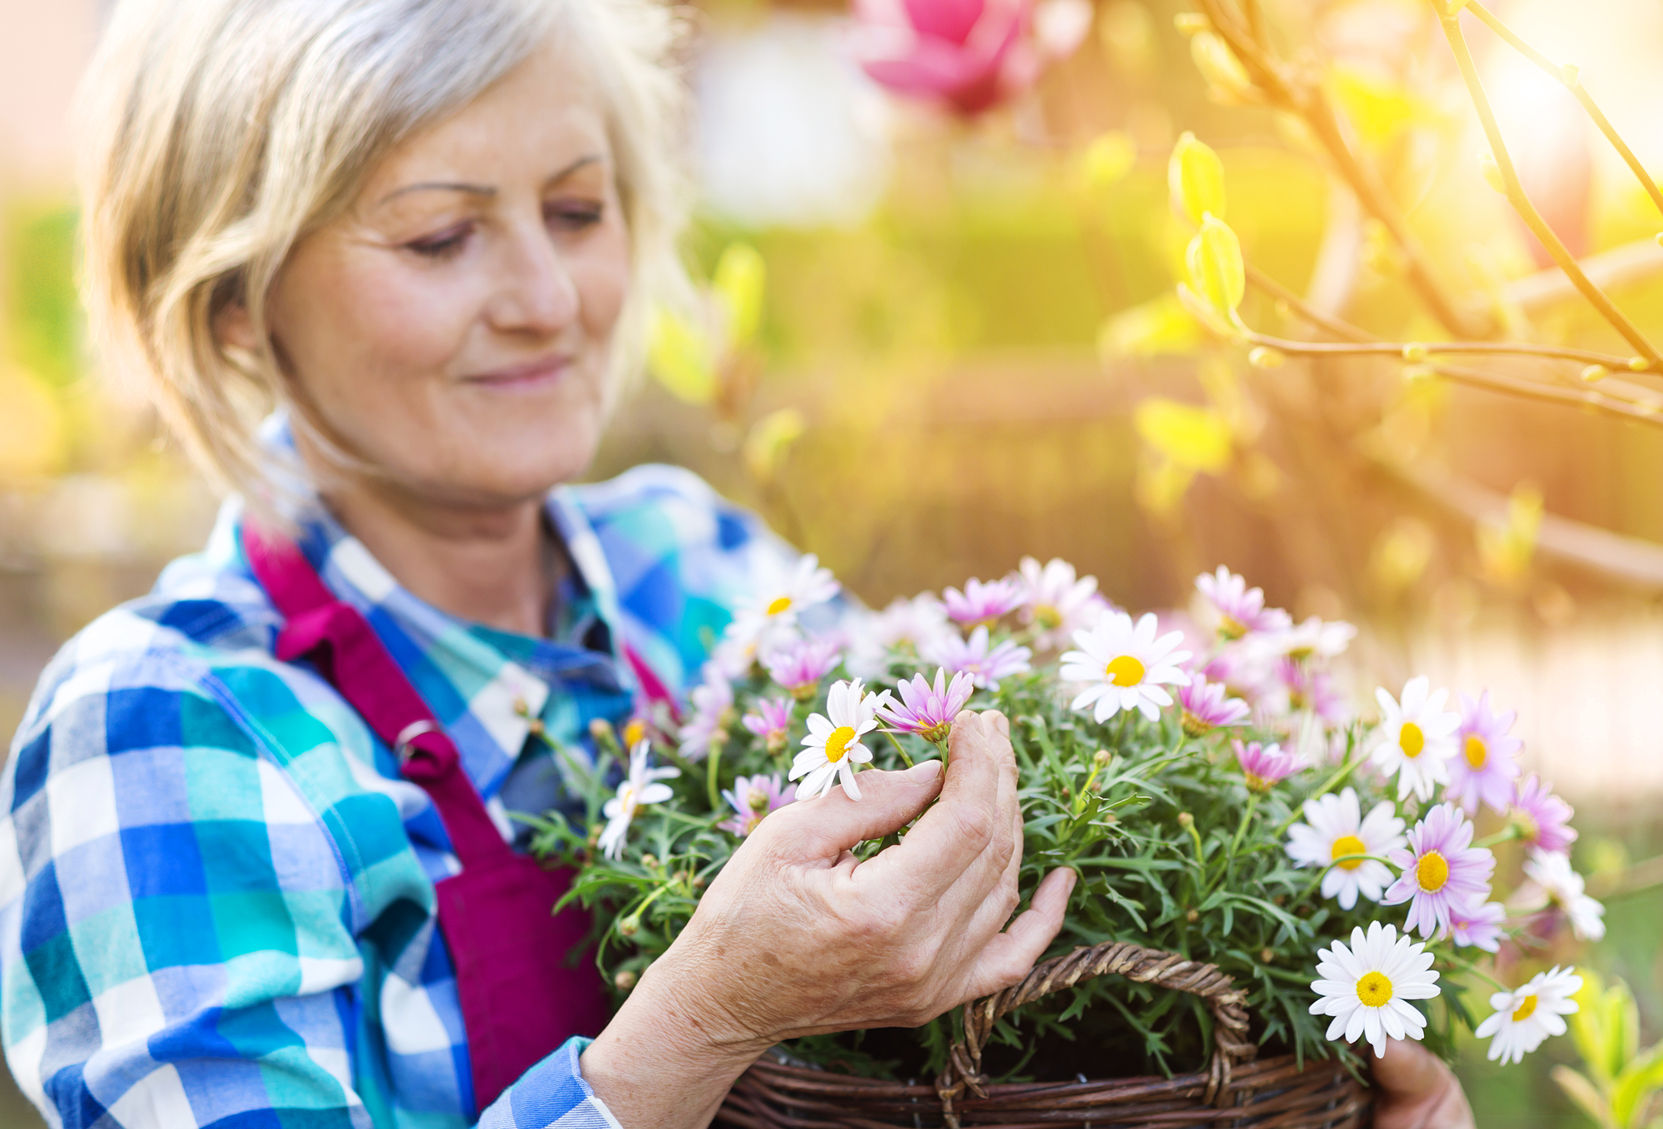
[933,940,1256,1126]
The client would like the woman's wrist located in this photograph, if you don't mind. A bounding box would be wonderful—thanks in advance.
[580,946,769,1129]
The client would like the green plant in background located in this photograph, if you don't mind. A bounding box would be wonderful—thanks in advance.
[1553,970,1663,1129]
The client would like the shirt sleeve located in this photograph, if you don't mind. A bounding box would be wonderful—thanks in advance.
[0,656,621,1129]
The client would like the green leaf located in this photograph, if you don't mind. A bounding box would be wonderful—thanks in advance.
[1614,1041,1663,1128]
[1184,214,1246,321]
[646,305,717,404]
[1134,398,1233,473]
[1169,131,1226,225]
[1554,1065,1616,1129]
[742,408,806,483]
[712,242,766,349]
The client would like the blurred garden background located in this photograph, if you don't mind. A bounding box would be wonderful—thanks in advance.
[2,0,1662,1124]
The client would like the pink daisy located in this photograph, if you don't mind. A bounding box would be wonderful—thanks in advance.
[1508,774,1577,855]
[1233,740,1302,792]
[718,773,796,837]
[1178,676,1251,737]
[1446,691,1522,815]
[1275,658,1347,727]
[741,696,794,753]
[763,636,843,699]
[877,667,975,744]
[924,625,1032,690]
[1448,901,1506,952]
[942,577,1024,626]
[678,672,734,762]
[1195,566,1293,639]
[1015,556,1101,649]
[1384,803,1497,939]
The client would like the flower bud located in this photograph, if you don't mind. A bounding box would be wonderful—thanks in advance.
[589,718,613,741]
[1176,811,1195,829]
[1580,364,1608,383]
[1259,948,1275,964]
[640,853,659,870]
[618,916,640,937]
[1185,908,1200,924]
[1093,749,1113,767]
[1627,356,1650,373]
[614,969,638,991]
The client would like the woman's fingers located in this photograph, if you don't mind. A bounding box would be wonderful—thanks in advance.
[778,759,945,860]
[961,866,1078,1002]
[1371,1040,1475,1129]
[860,711,1015,900]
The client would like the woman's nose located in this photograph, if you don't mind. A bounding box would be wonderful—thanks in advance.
[487,222,581,335]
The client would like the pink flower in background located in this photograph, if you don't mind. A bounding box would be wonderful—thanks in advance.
[1509,774,1577,855]
[742,696,795,752]
[1273,658,1348,727]
[1178,676,1250,737]
[925,624,1032,690]
[850,0,1091,117]
[1446,691,1522,815]
[1015,556,1101,649]
[763,636,843,699]
[942,576,1024,626]
[1195,566,1292,640]
[719,773,796,837]
[1233,740,1302,792]
[678,672,734,762]
[1448,901,1506,953]
[1384,803,1497,939]
[878,667,975,743]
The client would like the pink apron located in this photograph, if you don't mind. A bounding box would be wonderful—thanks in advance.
[243,525,637,1113]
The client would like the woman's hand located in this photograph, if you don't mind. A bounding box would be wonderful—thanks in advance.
[582,709,1075,1128]
[1372,1040,1476,1129]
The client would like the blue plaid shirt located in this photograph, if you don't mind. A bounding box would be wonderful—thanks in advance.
[0,459,799,1129]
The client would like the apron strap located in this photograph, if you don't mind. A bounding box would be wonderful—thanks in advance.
[242,524,513,868]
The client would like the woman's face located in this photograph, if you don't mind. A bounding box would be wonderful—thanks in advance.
[262,38,632,511]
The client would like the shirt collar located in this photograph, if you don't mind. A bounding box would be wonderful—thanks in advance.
[239,415,637,797]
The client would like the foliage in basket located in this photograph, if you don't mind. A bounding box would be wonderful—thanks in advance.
[529,558,1602,1084]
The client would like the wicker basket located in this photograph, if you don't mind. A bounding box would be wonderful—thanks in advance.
[719,940,1372,1128]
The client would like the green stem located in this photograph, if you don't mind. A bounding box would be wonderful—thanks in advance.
[1474,825,1523,850]
[1228,793,1261,861]
[880,728,916,769]
[1273,753,1362,839]
[1443,951,1509,992]
[705,737,724,814]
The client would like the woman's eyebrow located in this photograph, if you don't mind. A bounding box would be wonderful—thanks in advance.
[375,154,606,207]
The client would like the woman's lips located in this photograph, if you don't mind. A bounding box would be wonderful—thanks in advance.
[463,355,575,390]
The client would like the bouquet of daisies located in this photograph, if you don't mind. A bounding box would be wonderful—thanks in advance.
[534,557,1603,1080]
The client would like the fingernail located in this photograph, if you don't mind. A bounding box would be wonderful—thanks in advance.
[914,759,943,778]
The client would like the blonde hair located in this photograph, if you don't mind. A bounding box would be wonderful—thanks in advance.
[78,0,694,505]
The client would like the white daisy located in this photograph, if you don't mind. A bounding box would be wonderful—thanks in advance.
[1474,966,1582,1065]
[1016,556,1101,649]
[598,741,680,860]
[1273,615,1358,661]
[1286,787,1407,910]
[1522,849,1606,942]
[726,554,841,663]
[1059,611,1192,723]
[790,679,891,801]
[1309,922,1441,1058]
[1368,676,1460,802]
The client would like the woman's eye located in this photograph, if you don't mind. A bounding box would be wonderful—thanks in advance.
[405,225,471,260]
[547,202,604,230]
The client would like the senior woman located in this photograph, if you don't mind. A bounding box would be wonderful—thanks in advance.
[0,1,1474,1128]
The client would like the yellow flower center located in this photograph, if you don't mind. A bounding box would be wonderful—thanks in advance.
[825,725,857,764]
[766,595,793,616]
[1034,603,1062,629]
[1399,721,1425,759]
[1331,834,1367,871]
[747,790,771,814]
[617,784,637,813]
[1105,655,1146,686]
[1416,850,1450,892]
[1219,615,1248,640]
[1512,994,1538,1022]
[622,718,647,748]
[1356,971,1395,1008]
[1464,734,1488,769]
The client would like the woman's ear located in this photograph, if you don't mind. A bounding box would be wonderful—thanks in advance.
[214,300,259,354]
